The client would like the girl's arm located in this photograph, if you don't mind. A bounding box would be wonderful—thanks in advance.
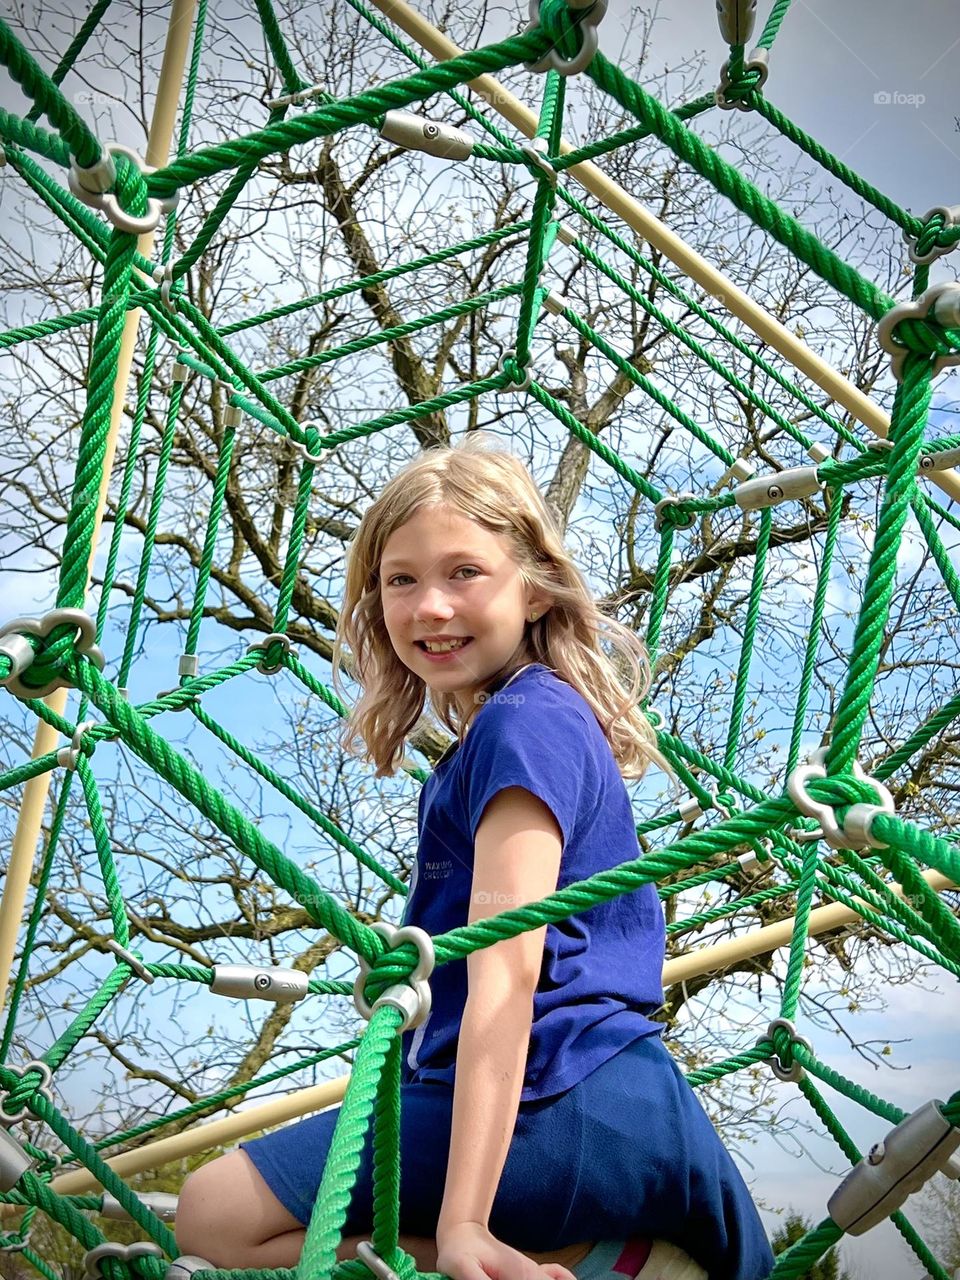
[436,785,564,1239]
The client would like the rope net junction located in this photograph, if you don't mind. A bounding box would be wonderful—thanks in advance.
[1,0,960,1276]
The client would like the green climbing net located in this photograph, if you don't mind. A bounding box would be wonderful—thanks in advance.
[2,1,960,1277]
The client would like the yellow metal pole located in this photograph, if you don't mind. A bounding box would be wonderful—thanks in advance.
[365,0,960,506]
[0,0,199,1015]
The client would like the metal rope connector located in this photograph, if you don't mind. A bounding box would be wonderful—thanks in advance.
[0,1060,53,1127]
[68,143,179,236]
[734,465,821,512]
[715,47,769,111]
[828,1101,960,1235]
[247,632,299,675]
[353,921,435,1033]
[379,110,475,160]
[524,0,608,76]
[56,719,98,770]
[498,348,533,392]
[84,1242,164,1280]
[715,0,757,45]
[211,964,309,1003]
[356,1240,402,1280]
[787,747,895,851]
[0,609,105,700]
[0,1129,33,1193]
[756,1017,812,1083]
[904,205,960,266]
[101,1190,178,1222]
[876,281,960,382]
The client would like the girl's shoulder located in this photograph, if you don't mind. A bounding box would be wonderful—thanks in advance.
[471,663,596,741]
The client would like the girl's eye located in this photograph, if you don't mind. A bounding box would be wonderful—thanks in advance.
[386,566,480,587]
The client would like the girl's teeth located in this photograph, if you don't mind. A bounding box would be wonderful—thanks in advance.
[424,639,469,652]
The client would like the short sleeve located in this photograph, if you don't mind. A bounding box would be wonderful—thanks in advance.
[460,686,595,851]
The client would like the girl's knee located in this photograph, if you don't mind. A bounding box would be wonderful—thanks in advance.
[176,1149,282,1261]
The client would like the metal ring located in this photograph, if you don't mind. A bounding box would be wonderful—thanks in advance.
[876,282,960,383]
[56,719,98,771]
[524,0,608,75]
[353,921,435,1032]
[68,142,178,237]
[105,939,156,985]
[84,1242,164,1280]
[0,1060,54,1127]
[756,1017,813,1083]
[246,632,299,675]
[497,348,532,392]
[0,609,104,700]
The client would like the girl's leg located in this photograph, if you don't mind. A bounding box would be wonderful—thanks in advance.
[176,1148,595,1272]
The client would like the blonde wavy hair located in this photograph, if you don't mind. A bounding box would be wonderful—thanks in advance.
[332,433,662,780]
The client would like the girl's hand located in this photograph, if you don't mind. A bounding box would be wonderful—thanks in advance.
[435,1221,578,1280]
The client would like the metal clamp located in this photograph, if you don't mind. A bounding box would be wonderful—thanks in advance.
[715,47,769,111]
[524,0,608,76]
[0,1128,34,1193]
[519,138,557,186]
[68,143,178,236]
[105,939,155,984]
[0,609,105,700]
[787,747,895,851]
[84,1241,164,1280]
[756,1017,812,1083]
[498,348,532,392]
[716,0,757,44]
[904,205,960,266]
[211,963,308,1003]
[353,921,435,1033]
[290,426,325,465]
[828,1100,960,1235]
[919,444,960,473]
[379,110,475,160]
[356,1240,402,1280]
[101,1190,178,1223]
[876,282,960,382]
[0,1228,32,1254]
[0,1060,53,1127]
[734,465,821,512]
[247,632,299,675]
[57,719,98,770]
[164,1257,215,1280]
[653,492,697,532]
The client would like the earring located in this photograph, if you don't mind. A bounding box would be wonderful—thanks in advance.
[529,611,539,622]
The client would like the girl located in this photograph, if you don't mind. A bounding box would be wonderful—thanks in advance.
[176,434,774,1280]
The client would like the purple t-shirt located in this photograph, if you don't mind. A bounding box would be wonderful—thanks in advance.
[399,662,665,1102]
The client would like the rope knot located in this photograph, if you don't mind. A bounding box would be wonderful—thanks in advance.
[876,282,960,382]
[353,922,435,1034]
[0,1061,53,1127]
[0,609,104,701]
[524,0,607,76]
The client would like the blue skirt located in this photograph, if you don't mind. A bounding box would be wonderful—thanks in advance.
[241,1034,774,1280]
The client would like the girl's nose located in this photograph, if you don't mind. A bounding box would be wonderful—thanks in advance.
[414,587,455,619]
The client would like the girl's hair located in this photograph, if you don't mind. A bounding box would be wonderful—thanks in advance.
[332,433,662,779]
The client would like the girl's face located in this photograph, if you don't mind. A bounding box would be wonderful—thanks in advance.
[379,502,549,716]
